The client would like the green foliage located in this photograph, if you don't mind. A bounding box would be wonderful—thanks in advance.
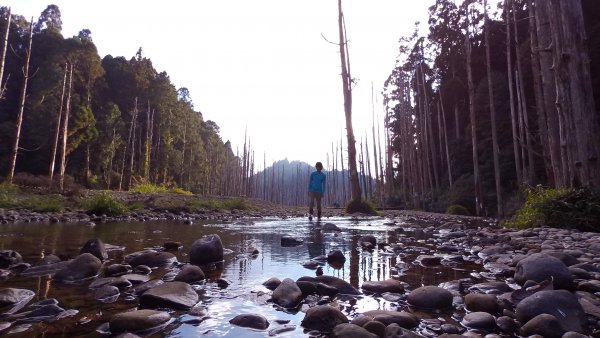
[170,187,193,196]
[345,199,379,215]
[82,192,128,216]
[188,197,249,211]
[131,182,169,193]
[502,187,600,232]
[0,183,19,208]
[445,204,470,216]
[20,196,64,212]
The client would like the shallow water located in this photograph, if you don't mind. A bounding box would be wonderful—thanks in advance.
[0,216,482,337]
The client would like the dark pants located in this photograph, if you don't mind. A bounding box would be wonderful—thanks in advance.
[309,192,322,217]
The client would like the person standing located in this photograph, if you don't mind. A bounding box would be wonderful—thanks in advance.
[308,162,326,220]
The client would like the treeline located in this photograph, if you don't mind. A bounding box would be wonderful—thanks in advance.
[383,0,600,216]
[0,5,242,194]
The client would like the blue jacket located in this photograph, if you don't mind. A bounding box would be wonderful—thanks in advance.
[308,171,326,194]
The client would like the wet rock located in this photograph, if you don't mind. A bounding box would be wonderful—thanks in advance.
[515,290,586,333]
[496,316,518,334]
[350,314,372,327]
[461,311,496,330]
[94,285,120,302]
[464,293,498,313]
[121,274,150,284]
[362,320,386,337]
[139,281,198,310]
[174,264,205,284]
[322,223,341,231]
[134,265,152,275]
[281,236,304,247]
[131,279,164,296]
[407,286,453,310]
[362,310,419,328]
[272,278,303,308]
[385,323,424,338]
[268,324,296,336]
[262,277,281,290]
[327,250,346,265]
[89,276,131,289]
[298,275,360,295]
[514,253,574,290]
[316,282,338,298]
[520,313,564,338]
[361,279,404,294]
[301,305,348,332]
[19,304,71,323]
[468,281,513,295]
[53,253,102,283]
[358,235,377,247]
[297,281,318,296]
[415,255,442,266]
[331,323,378,338]
[109,309,171,334]
[0,288,35,314]
[578,280,600,293]
[163,241,182,251]
[0,250,23,268]
[301,260,320,269]
[125,250,177,268]
[104,264,131,277]
[189,234,224,265]
[229,313,270,330]
[38,254,61,266]
[80,238,108,261]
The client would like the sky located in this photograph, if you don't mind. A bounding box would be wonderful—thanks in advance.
[4,0,434,169]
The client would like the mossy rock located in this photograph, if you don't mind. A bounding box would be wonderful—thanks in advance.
[445,204,470,216]
[345,199,378,215]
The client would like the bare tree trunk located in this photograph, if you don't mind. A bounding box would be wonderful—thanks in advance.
[465,14,483,216]
[505,0,523,184]
[0,7,11,100]
[439,93,453,188]
[49,63,68,181]
[58,63,74,191]
[127,99,139,190]
[485,0,503,217]
[7,18,33,184]
[338,0,361,203]
[141,101,151,180]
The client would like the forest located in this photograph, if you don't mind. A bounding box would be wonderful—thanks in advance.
[1,1,600,218]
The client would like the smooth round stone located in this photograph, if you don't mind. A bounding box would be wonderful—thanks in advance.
[407,286,453,310]
[109,309,170,334]
[461,312,496,330]
[229,313,270,330]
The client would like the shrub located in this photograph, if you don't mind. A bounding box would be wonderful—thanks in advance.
[131,182,169,193]
[346,199,378,215]
[20,196,64,212]
[0,182,19,208]
[445,204,470,216]
[83,192,128,216]
[502,187,600,232]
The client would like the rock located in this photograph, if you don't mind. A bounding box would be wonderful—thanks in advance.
[53,253,102,283]
[163,241,182,251]
[262,277,281,290]
[139,281,199,310]
[515,290,586,333]
[109,309,171,334]
[327,250,346,269]
[80,238,108,261]
[0,250,23,268]
[131,279,164,296]
[384,323,425,338]
[229,314,270,330]
[94,285,120,302]
[301,305,348,332]
[272,278,303,308]
[89,276,131,289]
[361,279,404,294]
[358,235,377,247]
[121,274,150,285]
[297,281,318,296]
[496,316,518,334]
[415,255,442,266]
[362,310,419,328]
[362,320,386,337]
[134,265,152,275]
[520,313,564,338]
[104,264,131,277]
[298,275,360,295]
[21,304,67,322]
[464,293,498,313]
[281,237,304,247]
[461,311,496,330]
[316,282,339,298]
[514,253,574,290]
[331,323,378,338]
[0,288,35,314]
[322,223,341,231]
[407,286,453,310]
[174,265,205,284]
[125,250,177,268]
[189,234,224,265]
[38,255,61,266]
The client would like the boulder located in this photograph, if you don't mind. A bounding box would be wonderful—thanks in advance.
[0,250,23,268]
[464,293,498,313]
[327,250,346,265]
[461,311,496,330]
[519,313,564,338]
[385,323,425,338]
[281,237,304,247]
[139,281,198,310]
[362,320,386,337]
[361,279,404,294]
[104,264,131,277]
[53,253,102,283]
[94,285,120,302]
[301,305,348,332]
[125,250,177,268]
[297,275,360,295]
[331,323,378,338]
[189,234,224,265]
[515,290,586,333]
[362,310,419,328]
[80,238,108,261]
[262,277,281,290]
[229,314,270,330]
[174,265,205,284]
[514,253,574,290]
[407,286,453,310]
[110,309,171,334]
[272,278,303,308]
[0,288,35,314]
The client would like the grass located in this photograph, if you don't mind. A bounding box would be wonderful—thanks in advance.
[131,183,193,195]
[20,196,65,212]
[82,192,128,216]
[502,186,600,232]
[187,197,250,211]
